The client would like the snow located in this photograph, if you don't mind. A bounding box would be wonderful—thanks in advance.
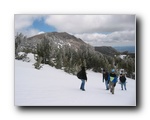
[119,54,127,59]
[15,55,136,106]
[67,42,71,46]
[26,53,36,63]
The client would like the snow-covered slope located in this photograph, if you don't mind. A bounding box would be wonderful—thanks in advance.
[15,57,136,106]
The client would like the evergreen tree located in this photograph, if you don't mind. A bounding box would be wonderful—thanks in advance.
[34,54,43,69]
[55,48,63,69]
[15,33,26,58]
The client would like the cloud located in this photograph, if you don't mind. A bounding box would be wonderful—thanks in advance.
[45,15,135,34]
[16,28,40,37]
[14,14,135,46]
[107,30,135,41]
[14,15,45,36]
[15,15,38,30]
[74,30,135,46]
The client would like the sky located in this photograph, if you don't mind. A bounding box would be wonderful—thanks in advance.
[15,15,135,47]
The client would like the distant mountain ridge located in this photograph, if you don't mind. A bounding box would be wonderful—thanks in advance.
[94,46,120,56]
[113,46,135,53]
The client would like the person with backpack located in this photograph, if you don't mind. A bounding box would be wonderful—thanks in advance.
[77,66,87,91]
[108,69,118,94]
[119,74,127,90]
[102,69,109,90]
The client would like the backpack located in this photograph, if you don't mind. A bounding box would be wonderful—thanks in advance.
[77,71,82,79]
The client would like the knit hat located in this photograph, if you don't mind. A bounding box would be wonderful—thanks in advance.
[111,69,115,72]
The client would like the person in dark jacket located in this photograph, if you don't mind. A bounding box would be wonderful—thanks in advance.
[103,69,109,90]
[77,66,87,91]
[108,69,117,94]
[119,74,127,90]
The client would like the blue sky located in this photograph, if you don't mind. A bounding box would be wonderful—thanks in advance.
[31,18,56,32]
[15,15,135,46]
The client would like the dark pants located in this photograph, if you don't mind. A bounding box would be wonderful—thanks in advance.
[109,81,115,94]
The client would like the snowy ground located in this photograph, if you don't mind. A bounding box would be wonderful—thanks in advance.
[15,54,136,106]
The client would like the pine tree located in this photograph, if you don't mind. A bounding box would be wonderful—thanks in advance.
[55,48,63,69]
[34,54,43,69]
[15,33,27,58]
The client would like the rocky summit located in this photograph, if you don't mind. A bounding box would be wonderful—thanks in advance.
[20,32,93,52]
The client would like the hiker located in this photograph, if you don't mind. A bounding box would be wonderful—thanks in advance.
[103,69,109,90]
[77,66,87,91]
[119,74,127,90]
[108,69,118,94]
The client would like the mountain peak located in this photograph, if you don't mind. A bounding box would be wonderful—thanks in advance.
[22,32,93,51]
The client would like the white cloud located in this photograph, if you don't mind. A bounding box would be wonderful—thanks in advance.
[15,15,39,30]
[14,15,45,36]
[107,30,135,41]
[14,15,135,46]
[45,15,135,34]
[25,29,40,37]
[15,28,40,37]
[15,15,33,30]
[74,30,135,46]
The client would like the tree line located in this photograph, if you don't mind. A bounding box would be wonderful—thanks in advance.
[15,33,135,79]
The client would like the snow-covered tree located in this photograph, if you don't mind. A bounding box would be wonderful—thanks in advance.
[15,33,27,58]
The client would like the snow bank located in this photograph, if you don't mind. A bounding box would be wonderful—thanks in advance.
[27,53,36,63]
